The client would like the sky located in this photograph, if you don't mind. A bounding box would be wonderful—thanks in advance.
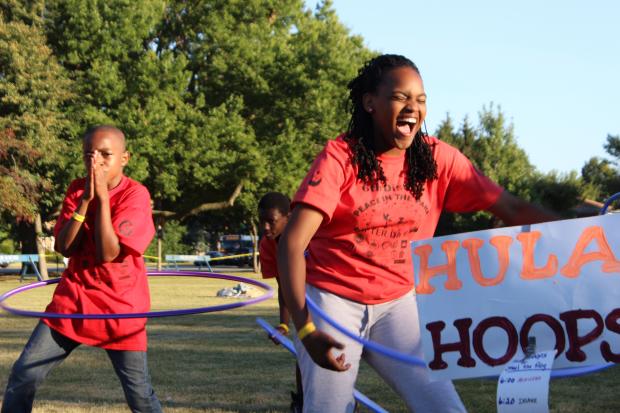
[311,0,620,175]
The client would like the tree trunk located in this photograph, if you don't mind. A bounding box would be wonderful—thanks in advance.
[250,220,259,273]
[34,213,49,280]
[157,226,163,271]
[17,220,36,276]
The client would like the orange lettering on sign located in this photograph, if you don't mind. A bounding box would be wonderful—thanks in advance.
[414,240,461,294]
[561,226,620,278]
[517,231,558,280]
[462,236,512,287]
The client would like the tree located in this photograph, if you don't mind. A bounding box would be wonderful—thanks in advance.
[527,170,583,216]
[0,15,74,277]
[28,1,265,264]
[154,0,371,196]
[434,105,583,235]
[603,134,620,161]
[580,134,620,202]
[4,0,373,260]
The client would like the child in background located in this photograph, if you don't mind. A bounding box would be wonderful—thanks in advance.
[2,125,162,413]
[257,192,302,412]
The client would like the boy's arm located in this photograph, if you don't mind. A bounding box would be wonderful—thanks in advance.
[95,191,121,262]
[93,160,121,263]
[277,285,291,327]
[54,198,89,257]
[261,240,292,331]
[55,167,95,257]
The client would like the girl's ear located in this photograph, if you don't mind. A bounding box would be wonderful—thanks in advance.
[362,93,375,114]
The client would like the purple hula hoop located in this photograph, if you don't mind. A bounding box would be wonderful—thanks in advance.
[0,271,273,319]
[306,291,616,379]
[301,194,620,378]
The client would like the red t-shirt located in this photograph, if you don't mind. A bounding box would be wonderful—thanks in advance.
[259,237,278,279]
[293,135,503,304]
[44,176,155,351]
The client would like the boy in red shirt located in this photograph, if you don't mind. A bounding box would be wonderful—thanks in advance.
[2,125,162,413]
[257,192,303,412]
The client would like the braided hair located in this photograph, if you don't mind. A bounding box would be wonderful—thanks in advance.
[345,54,437,200]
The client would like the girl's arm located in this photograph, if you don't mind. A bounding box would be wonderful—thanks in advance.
[486,191,560,226]
[277,204,350,371]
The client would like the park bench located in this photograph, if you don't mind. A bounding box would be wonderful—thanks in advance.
[0,254,42,282]
[165,254,213,271]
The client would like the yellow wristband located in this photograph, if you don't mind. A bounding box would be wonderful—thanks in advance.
[277,323,289,334]
[72,211,86,223]
[297,322,316,340]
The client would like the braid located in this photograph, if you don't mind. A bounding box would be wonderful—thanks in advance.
[405,131,437,198]
[345,54,437,199]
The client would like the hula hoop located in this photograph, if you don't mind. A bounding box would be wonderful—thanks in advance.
[601,192,620,214]
[303,192,620,377]
[305,294,426,367]
[0,271,273,319]
[306,285,618,378]
[255,318,388,413]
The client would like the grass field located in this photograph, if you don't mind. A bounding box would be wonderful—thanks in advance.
[1,272,618,412]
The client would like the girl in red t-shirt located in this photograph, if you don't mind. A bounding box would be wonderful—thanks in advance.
[277,54,557,412]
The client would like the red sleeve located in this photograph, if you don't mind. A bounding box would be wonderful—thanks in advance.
[258,237,278,279]
[440,142,503,213]
[112,184,155,256]
[292,140,347,222]
[54,179,84,237]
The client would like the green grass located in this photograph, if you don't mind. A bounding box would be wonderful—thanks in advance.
[1,273,618,412]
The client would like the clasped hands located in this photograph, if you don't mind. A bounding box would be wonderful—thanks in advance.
[83,151,109,202]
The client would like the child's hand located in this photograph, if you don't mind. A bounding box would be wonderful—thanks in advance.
[82,154,96,202]
[301,330,350,372]
[268,324,290,345]
[92,151,109,200]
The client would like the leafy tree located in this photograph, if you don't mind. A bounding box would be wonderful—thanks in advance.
[4,1,370,267]
[603,134,620,161]
[154,0,371,208]
[581,135,620,202]
[0,15,74,277]
[144,219,191,257]
[434,105,583,235]
[527,170,583,216]
[0,16,74,214]
[435,107,529,234]
[114,0,373,268]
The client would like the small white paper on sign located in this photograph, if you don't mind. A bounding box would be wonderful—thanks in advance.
[496,350,555,413]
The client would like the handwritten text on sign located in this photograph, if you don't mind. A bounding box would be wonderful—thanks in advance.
[496,350,554,413]
[411,214,620,379]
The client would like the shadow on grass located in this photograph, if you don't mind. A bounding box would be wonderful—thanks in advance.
[0,310,304,412]
[2,308,619,412]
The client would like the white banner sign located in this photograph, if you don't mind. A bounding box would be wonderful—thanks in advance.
[411,214,620,379]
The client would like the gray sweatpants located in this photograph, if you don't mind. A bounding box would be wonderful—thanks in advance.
[294,285,466,413]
